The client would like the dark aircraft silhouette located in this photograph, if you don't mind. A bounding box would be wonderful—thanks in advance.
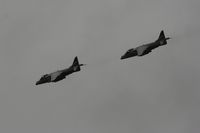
[121,30,170,60]
[36,56,85,85]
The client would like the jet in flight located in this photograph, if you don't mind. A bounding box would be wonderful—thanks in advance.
[36,56,85,85]
[121,30,170,60]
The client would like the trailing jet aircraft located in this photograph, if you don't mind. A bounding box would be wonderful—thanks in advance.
[36,56,85,85]
[121,30,170,60]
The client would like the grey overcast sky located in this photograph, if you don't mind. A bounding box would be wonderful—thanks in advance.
[1,0,200,132]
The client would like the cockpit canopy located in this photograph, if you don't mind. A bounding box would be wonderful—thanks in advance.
[40,74,51,82]
[127,48,135,53]
[41,74,49,80]
[36,74,51,85]
[43,74,48,77]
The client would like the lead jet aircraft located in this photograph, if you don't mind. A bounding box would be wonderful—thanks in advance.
[121,30,170,60]
[36,56,85,85]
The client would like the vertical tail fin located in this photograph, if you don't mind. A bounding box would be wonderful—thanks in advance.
[72,56,79,66]
[72,56,85,72]
[158,30,165,40]
[72,56,80,71]
[157,30,170,45]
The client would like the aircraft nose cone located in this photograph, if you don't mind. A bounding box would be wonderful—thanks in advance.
[35,81,39,85]
[36,80,41,85]
[121,55,125,60]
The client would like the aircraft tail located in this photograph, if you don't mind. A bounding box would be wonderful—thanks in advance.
[157,30,170,45]
[72,56,85,72]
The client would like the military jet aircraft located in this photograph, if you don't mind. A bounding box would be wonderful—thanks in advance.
[121,30,170,60]
[36,56,85,85]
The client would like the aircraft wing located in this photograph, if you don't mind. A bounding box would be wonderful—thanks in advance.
[136,42,161,56]
[136,45,151,56]
[49,71,63,81]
